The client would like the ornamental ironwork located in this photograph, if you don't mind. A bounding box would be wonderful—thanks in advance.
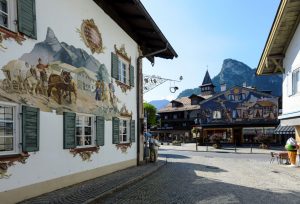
[143,75,182,93]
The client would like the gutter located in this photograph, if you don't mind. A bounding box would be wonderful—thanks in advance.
[136,44,169,165]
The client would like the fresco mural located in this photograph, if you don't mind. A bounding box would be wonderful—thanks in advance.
[199,87,278,125]
[0,27,124,119]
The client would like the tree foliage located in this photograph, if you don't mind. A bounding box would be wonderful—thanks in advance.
[143,102,157,126]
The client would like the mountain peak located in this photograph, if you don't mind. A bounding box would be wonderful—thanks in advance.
[44,27,61,52]
[220,58,252,76]
[176,58,282,98]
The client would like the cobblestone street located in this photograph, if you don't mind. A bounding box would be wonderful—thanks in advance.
[99,146,300,204]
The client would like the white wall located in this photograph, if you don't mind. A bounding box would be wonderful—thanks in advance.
[0,0,138,192]
[282,22,300,118]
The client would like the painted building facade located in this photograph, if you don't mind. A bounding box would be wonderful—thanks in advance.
[198,86,279,145]
[256,0,300,144]
[0,0,177,203]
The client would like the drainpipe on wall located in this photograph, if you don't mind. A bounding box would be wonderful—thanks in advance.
[136,43,169,165]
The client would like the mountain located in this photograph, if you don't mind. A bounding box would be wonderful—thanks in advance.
[149,99,170,110]
[177,58,282,98]
[20,27,105,74]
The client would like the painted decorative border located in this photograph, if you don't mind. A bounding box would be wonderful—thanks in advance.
[0,152,30,179]
[116,143,132,153]
[115,80,132,93]
[114,44,131,63]
[70,146,99,161]
[120,105,133,118]
[78,19,105,54]
[0,28,26,49]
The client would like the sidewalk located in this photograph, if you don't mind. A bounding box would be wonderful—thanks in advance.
[20,161,165,204]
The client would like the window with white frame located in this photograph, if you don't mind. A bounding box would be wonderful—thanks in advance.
[118,57,129,84]
[119,119,130,143]
[0,103,18,154]
[0,0,17,31]
[292,68,300,95]
[76,114,95,147]
[213,110,221,119]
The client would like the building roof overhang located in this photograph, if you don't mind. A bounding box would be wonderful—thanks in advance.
[93,0,178,63]
[256,0,300,75]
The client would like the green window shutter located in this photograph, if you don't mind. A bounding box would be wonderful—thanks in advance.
[63,112,76,149]
[111,52,119,79]
[17,0,37,39]
[130,120,135,143]
[22,106,39,152]
[112,117,120,144]
[130,65,135,87]
[96,116,105,146]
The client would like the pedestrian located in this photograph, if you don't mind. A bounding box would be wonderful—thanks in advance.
[150,135,160,162]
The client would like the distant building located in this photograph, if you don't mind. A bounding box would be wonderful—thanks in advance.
[154,71,214,142]
[73,67,98,92]
[154,71,280,145]
[198,86,279,145]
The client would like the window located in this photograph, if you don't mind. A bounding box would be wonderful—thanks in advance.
[0,0,16,31]
[118,57,129,84]
[213,111,221,119]
[0,102,19,155]
[239,93,246,100]
[173,114,177,119]
[228,94,234,101]
[292,68,300,95]
[76,114,95,147]
[111,51,134,87]
[119,119,129,143]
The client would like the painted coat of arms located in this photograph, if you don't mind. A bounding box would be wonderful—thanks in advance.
[79,19,105,54]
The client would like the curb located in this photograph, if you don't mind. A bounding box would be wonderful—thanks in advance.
[84,162,166,204]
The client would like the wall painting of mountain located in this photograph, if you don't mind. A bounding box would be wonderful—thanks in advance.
[0,27,121,120]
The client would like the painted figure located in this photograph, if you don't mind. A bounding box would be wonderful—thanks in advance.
[109,79,115,104]
[36,58,49,95]
[95,80,102,101]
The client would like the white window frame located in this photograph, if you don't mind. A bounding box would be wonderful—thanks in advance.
[119,118,130,143]
[0,0,17,32]
[292,68,300,95]
[213,110,221,119]
[0,101,20,156]
[75,113,95,148]
[118,57,129,85]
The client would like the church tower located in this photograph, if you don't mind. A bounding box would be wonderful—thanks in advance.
[200,70,215,96]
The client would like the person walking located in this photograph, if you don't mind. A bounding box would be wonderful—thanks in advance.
[151,135,160,162]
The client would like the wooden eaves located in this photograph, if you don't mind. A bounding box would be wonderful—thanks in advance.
[93,0,178,63]
[256,0,300,75]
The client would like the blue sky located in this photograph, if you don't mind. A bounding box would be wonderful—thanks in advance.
[141,0,280,102]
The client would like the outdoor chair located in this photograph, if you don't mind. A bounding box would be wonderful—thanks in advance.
[270,152,280,164]
[278,152,289,165]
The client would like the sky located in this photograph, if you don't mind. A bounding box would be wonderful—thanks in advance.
[141,0,280,102]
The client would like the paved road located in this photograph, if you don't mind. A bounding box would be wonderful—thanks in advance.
[98,147,300,204]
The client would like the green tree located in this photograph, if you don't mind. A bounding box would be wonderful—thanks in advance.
[143,102,157,127]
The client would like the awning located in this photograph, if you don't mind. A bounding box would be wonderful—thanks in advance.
[274,125,295,135]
